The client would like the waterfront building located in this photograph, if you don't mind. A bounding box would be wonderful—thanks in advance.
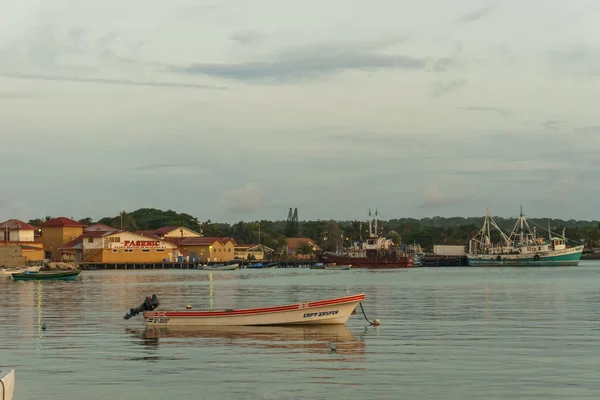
[39,217,85,261]
[234,244,275,260]
[0,219,45,262]
[284,238,321,259]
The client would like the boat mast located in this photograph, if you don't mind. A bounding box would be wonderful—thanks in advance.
[520,205,524,244]
[374,209,379,237]
[368,209,372,237]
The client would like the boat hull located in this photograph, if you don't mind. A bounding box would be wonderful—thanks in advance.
[319,253,413,268]
[12,270,81,281]
[467,246,584,267]
[144,293,365,327]
[0,369,15,400]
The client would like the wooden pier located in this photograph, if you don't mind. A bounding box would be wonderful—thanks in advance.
[78,259,318,271]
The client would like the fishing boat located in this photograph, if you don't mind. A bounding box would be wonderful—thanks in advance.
[318,209,414,268]
[0,265,42,275]
[0,369,15,400]
[124,293,367,326]
[467,207,584,267]
[198,263,238,271]
[12,270,81,281]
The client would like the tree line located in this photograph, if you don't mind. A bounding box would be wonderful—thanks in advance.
[27,208,600,253]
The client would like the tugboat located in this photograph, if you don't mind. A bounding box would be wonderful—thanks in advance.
[467,207,584,267]
[318,210,414,268]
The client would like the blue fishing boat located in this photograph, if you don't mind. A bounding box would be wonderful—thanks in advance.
[12,270,81,281]
[247,262,278,269]
[467,207,584,267]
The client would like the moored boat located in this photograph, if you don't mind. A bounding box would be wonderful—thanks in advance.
[1,265,42,275]
[124,293,366,326]
[318,209,413,268]
[324,265,352,270]
[12,270,81,281]
[467,207,584,267]
[198,263,239,271]
[0,369,15,400]
[247,262,278,269]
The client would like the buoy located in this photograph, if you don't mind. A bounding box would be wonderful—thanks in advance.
[42,323,46,330]
[186,305,192,309]
[373,319,381,326]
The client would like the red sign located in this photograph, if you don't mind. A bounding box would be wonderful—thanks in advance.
[123,240,161,248]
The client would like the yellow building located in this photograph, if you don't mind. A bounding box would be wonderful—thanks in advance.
[39,217,85,261]
[173,237,236,263]
[234,244,275,260]
[62,229,179,263]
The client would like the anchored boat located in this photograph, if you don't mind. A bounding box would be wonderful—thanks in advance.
[124,293,367,326]
[12,270,81,281]
[467,207,584,267]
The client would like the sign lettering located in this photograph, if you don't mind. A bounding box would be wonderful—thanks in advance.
[303,310,339,318]
[123,240,161,248]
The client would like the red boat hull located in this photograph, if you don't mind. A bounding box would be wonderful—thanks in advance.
[319,253,414,269]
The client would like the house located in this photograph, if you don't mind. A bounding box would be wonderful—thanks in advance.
[284,238,321,259]
[166,236,236,263]
[234,244,275,260]
[39,217,85,261]
[0,219,45,261]
[137,226,202,240]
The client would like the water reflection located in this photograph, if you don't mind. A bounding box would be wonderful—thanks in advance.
[127,325,366,359]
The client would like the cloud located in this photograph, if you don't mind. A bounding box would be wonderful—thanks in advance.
[456,4,493,24]
[170,39,458,83]
[540,120,564,130]
[575,126,600,134]
[0,72,230,90]
[419,187,470,209]
[430,79,467,96]
[220,184,266,214]
[230,30,266,46]
[455,106,510,117]
[547,47,600,77]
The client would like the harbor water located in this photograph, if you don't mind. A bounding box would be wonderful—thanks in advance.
[2,262,600,399]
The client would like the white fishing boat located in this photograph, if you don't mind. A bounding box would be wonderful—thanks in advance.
[467,207,584,267]
[0,265,41,275]
[0,369,15,400]
[124,293,367,327]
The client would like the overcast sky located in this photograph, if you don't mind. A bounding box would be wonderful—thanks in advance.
[1,0,599,223]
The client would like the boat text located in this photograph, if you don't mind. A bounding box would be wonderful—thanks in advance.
[148,318,170,324]
[303,310,339,318]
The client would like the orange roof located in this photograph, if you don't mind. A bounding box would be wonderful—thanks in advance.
[84,223,115,232]
[285,237,321,250]
[39,217,85,228]
[0,219,38,231]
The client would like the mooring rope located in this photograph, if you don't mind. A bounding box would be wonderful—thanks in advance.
[359,303,379,326]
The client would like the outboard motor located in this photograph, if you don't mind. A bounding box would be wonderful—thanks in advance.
[124,294,160,319]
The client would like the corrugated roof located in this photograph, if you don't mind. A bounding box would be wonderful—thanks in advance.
[84,223,116,232]
[39,217,85,228]
[285,238,321,250]
[0,219,38,231]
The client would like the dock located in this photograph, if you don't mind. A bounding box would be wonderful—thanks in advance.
[78,259,317,270]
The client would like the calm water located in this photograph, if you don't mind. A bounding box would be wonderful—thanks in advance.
[2,262,600,399]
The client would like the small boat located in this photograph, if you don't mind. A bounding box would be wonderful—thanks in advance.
[124,293,366,327]
[325,265,352,270]
[12,270,81,281]
[309,263,325,270]
[246,262,278,269]
[198,263,239,271]
[0,265,42,275]
[0,369,15,400]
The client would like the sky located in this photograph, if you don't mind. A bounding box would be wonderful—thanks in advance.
[1,0,600,223]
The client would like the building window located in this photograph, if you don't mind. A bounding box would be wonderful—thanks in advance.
[228,248,231,252]
[88,238,93,243]
[112,249,118,253]
[141,249,150,253]
[124,249,133,253]
[156,249,164,252]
